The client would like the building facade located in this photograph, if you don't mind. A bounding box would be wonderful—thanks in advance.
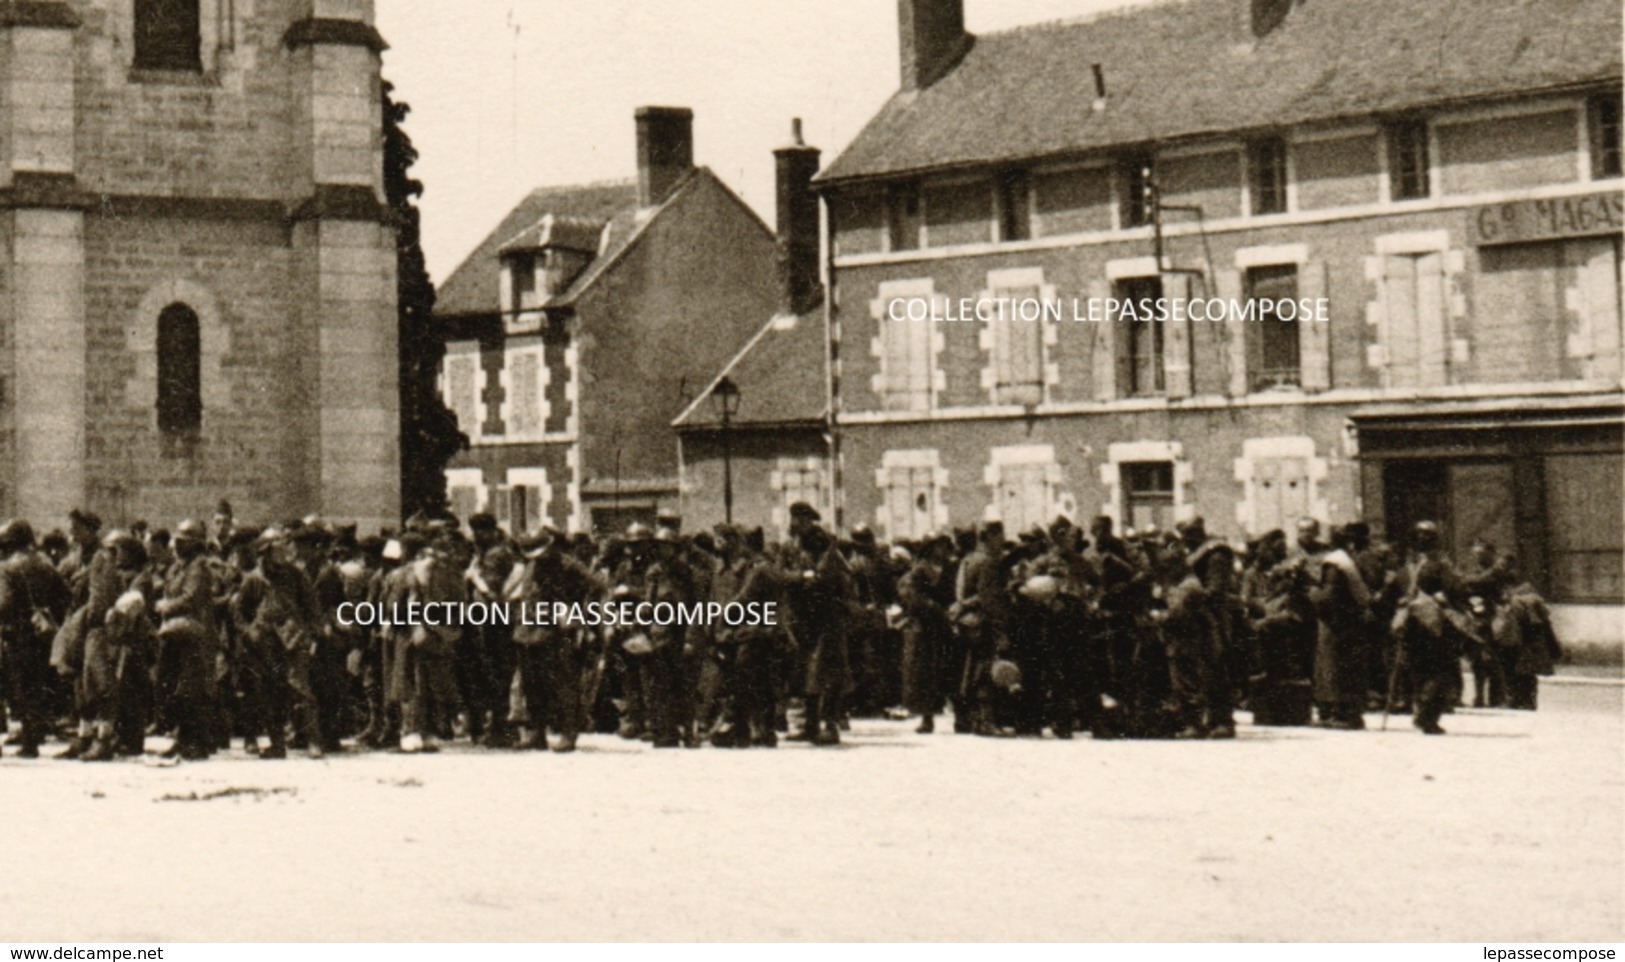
[435,108,780,534]
[0,0,401,532]
[814,0,1623,649]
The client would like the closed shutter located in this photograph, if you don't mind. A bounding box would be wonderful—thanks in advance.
[1252,457,1309,535]
[1299,261,1331,391]
[1162,272,1193,399]
[1089,278,1117,400]
[994,285,1044,404]
[1217,269,1247,397]
[509,351,541,437]
[444,355,479,437]
[996,462,1049,534]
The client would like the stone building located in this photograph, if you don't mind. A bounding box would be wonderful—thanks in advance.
[0,0,400,532]
[674,121,831,537]
[812,0,1622,649]
[434,108,779,534]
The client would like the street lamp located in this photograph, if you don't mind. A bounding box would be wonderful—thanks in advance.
[711,375,741,524]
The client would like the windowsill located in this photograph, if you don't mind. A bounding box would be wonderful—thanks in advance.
[129,67,216,87]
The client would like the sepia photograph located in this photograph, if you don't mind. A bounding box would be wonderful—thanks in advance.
[0,0,1621,950]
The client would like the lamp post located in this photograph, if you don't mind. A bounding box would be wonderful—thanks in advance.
[711,375,741,525]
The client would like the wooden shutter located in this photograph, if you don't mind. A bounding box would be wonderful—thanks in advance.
[1299,261,1331,392]
[1162,272,1193,399]
[1089,278,1116,401]
[1214,269,1247,397]
[509,351,541,437]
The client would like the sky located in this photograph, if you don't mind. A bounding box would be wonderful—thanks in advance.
[374,0,1154,285]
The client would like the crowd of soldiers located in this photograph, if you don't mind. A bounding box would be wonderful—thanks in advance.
[0,498,1565,762]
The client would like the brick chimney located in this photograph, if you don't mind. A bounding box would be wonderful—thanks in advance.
[774,118,822,316]
[635,106,694,208]
[898,0,969,92]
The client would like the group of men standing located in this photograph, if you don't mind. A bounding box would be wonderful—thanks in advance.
[0,498,1563,762]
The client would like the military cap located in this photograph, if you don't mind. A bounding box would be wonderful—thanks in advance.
[174,519,208,544]
[467,512,499,533]
[788,501,821,523]
[0,519,35,552]
[624,521,655,543]
[69,508,103,532]
[516,531,554,559]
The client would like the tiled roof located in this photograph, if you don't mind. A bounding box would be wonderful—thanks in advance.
[673,308,827,429]
[434,180,638,317]
[818,0,1623,185]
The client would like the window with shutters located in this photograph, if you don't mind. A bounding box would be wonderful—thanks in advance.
[504,346,546,439]
[987,284,1047,406]
[1378,251,1450,387]
[441,350,482,440]
[1116,276,1164,396]
[1475,237,1622,384]
[156,303,202,447]
[1249,456,1310,536]
[879,452,944,541]
[134,0,202,72]
[994,462,1051,535]
[1247,265,1301,390]
[1387,120,1431,200]
[878,306,935,411]
[1121,461,1175,532]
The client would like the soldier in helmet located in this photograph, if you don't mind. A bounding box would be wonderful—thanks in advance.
[0,520,71,758]
[153,520,220,760]
[510,529,603,752]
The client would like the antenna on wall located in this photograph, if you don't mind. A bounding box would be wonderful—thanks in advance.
[506,8,522,167]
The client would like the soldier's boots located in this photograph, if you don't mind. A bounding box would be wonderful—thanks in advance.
[81,739,116,762]
[552,733,577,754]
[57,736,90,760]
[261,742,288,760]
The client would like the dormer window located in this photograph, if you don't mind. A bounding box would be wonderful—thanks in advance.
[509,252,538,312]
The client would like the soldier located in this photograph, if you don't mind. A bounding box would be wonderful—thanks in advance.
[0,520,72,758]
[465,513,518,747]
[710,525,785,747]
[153,520,220,760]
[1164,540,1246,739]
[395,529,465,753]
[1392,520,1468,735]
[789,521,853,746]
[952,521,1010,737]
[511,530,603,752]
[1242,529,1315,726]
[233,528,324,759]
[1460,540,1509,708]
[898,533,954,734]
[1310,524,1374,729]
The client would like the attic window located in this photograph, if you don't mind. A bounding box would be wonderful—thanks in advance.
[1249,137,1288,215]
[509,252,538,311]
[996,169,1031,242]
[1590,95,1622,180]
[887,184,922,252]
[1120,155,1154,228]
[1387,120,1430,201]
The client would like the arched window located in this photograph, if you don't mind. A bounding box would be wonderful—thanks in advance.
[156,303,202,437]
[134,0,201,72]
